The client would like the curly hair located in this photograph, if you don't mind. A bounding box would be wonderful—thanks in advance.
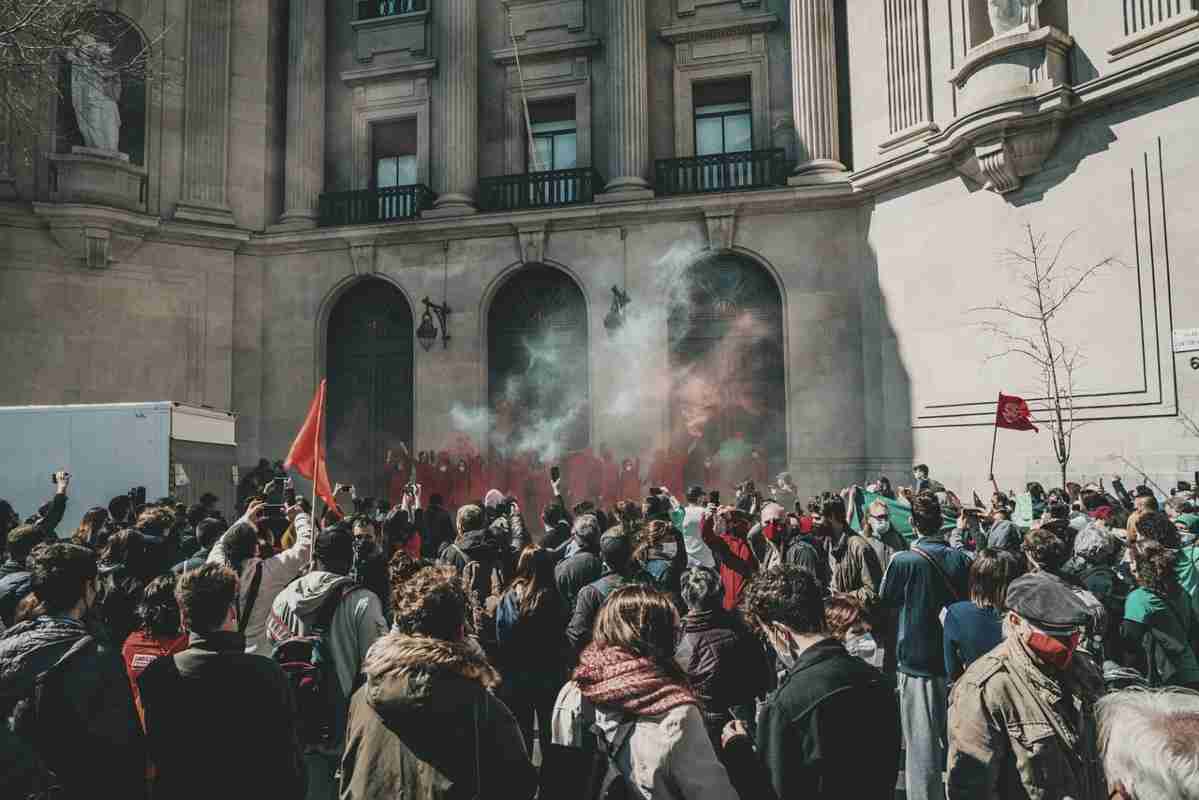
[679,565,722,612]
[910,491,944,537]
[136,506,175,537]
[824,594,866,638]
[1133,540,1180,597]
[1022,527,1070,573]
[739,564,826,636]
[387,550,432,590]
[1134,511,1181,550]
[137,574,182,638]
[391,565,469,641]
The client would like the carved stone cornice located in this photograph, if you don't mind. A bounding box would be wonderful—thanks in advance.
[659,12,778,43]
[491,37,601,65]
[33,202,160,269]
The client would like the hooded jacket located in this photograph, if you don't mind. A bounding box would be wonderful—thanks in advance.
[339,632,537,800]
[0,615,145,800]
[208,511,314,655]
[830,529,884,606]
[266,571,387,700]
[441,527,507,602]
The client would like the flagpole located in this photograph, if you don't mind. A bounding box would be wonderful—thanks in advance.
[311,379,322,565]
[988,392,1000,481]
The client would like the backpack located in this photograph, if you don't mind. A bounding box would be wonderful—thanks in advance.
[540,718,637,800]
[1,635,94,800]
[590,720,638,800]
[642,558,674,592]
[270,583,357,748]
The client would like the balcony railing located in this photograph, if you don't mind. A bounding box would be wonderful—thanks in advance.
[317,184,434,227]
[655,149,790,196]
[357,0,428,20]
[479,167,604,212]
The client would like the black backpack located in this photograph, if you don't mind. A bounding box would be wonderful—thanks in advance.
[1,635,94,800]
[270,584,357,748]
[541,720,637,800]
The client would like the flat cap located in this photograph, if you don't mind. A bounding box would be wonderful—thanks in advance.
[1005,572,1091,635]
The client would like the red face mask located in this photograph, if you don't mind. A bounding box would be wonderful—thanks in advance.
[1025,629,1081,671]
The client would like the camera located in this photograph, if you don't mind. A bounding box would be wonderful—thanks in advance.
[550,465,561,483]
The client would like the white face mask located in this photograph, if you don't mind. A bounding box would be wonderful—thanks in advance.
[844,632,882,667]
[873,518,891,535]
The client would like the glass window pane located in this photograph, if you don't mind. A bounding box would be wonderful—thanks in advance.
[532,136,553,171]
[553,132,577,170]
[375,157,398,188]
[695,117,723,155]
[395,155,417,185]
[725,113,752,152]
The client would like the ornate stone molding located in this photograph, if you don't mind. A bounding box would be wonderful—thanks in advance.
[33,202,159,269]
[704,208,736,251]
[676,0,759,17]
[351,9,430,64]
[502,0,585,41]
[659,12,778,42]
[47,149,147,212]
[491,37,601,64]
[949,26,1073,114]
[514,222,548,264]
[346,237,377,274]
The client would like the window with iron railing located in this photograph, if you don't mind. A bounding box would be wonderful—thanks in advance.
[693,77,752,190]
[528,98,578,202]
[357,0,427,20]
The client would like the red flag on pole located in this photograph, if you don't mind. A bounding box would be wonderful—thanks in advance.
[284,379,341,516]
[995,393,1039,432]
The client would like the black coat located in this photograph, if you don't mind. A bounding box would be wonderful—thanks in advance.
[137,630,306,800]
[553,549,603,615]
[725,638,901,800]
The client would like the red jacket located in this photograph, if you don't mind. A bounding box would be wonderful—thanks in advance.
[122,630,189,728]
[700,514,757,611]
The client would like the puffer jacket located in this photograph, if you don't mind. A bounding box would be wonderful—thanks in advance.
[0,615,144,800]
[551,681,738,800]
[674,608,771,747]
[208,511,314,654]
[339,632,537,800]
[946,634,1106,800]
[830,531,884,605]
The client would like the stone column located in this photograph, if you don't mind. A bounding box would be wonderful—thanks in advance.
[428,0,478,216]
[0,82,15,201]
[276,0,325,229]
[176,0,236,226]
[598,0,653,201]
[788,0,847,184]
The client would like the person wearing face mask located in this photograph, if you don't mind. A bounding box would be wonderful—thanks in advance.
[946,572,1106,800]
[0,543,145,800]
[721,565,901,800]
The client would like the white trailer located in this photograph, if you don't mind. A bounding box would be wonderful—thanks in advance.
[0,402,237,535]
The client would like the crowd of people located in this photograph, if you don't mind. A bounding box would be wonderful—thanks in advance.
[2,460,1199,800]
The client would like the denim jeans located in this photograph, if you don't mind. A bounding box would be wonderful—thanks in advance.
[898,672,948,800]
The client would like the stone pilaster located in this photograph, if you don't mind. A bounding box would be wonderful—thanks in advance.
[598,0,653,202]
[428,0,478,216]
[176,0,236,226]
[276,0,326,229]
[788,0,847,183]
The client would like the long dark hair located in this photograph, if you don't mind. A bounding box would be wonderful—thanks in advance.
[137,574,182,638]
[509,545,558,618]
[73,507,109,549]
[1133,540,1180,598]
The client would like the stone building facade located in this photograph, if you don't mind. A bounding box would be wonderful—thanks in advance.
[2,0,1198,500]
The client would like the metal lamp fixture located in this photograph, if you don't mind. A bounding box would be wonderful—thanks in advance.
[417,296,451,351]
[604,285,631,335]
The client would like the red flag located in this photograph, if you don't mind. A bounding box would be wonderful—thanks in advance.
[995,393,1039,432]
[284,379,341,516]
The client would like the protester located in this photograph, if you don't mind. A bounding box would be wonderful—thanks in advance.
[634,514,689,606]
[946,572,1106,799]
[566,527,651,656]
[71,506,110,550]
[723,564,901,799]
[348,514,393,609]
[95,529,155,647]
[0,543,145,800]
[172,517,223,574]
[339,565,537,800]
[879,491,971,800]
[137,563,307,800]
[1095,688,1199,800]
[1064,522,1129,664]
[825,496,884,604]
[552,584,738,800]
[699,505,758,611]
[208,498,313,654]
[674,565,769,749]
[861,496,908,569]
[553,512,604,612]
[120,574,188,726]
[495,544,570,756]
[825,593,885,667]
[0,524,46,626]
[942,548,1012,681]
[441,503,506,601]
[1123,539,1199,689]
[675,485,718,569]
[267,521,388,799]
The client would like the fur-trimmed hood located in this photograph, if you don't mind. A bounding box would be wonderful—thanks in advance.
[363,632,501,727]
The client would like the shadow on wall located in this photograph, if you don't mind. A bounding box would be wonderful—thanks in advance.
[857,202,915,489]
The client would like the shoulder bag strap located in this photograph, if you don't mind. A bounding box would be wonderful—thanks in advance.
[311,582,359,637]
[238,561,265,636]
[910,544,961,604]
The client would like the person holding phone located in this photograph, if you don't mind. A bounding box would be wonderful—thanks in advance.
[673,486,716,570]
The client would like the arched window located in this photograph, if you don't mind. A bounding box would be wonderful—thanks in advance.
[56,12,148,164]
[325,279,414,500]
[488,264,590,453]
[668,252,785,488]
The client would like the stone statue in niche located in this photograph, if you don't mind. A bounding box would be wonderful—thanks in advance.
[68,33,122,153]
[988,0,1041,39]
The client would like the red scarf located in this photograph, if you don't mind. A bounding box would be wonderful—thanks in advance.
[574,645,697,717]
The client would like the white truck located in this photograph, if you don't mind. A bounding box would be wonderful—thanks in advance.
[0,402,237,535]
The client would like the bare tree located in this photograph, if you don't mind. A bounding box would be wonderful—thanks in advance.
[972,225,1117,489]
[0,1,162,164]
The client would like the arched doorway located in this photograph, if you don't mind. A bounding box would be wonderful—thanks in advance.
[668,252,785,491]
[487,264,589,454]
[325,279,414,501]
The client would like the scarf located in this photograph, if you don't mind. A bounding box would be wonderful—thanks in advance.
[574,645,697,717]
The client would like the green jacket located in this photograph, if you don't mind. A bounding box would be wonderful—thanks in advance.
[947,635,1106,800]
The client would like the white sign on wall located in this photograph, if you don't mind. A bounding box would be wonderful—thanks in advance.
[1174,328,1199,353]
